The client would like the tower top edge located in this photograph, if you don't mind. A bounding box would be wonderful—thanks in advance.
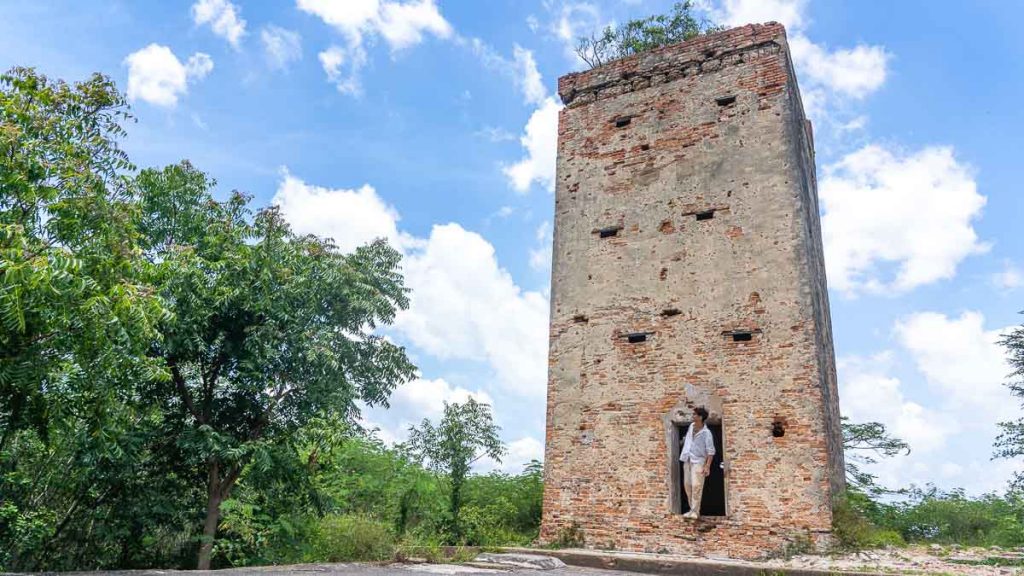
[558,22,789,106]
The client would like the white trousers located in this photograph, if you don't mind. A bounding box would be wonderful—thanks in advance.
[683,461,706,516]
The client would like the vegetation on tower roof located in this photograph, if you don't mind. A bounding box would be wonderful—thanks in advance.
[574,1,727,69]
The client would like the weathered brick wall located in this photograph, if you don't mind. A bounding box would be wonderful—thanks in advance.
[540,23,845,559]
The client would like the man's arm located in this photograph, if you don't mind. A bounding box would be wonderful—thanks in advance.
[703,431,716,476]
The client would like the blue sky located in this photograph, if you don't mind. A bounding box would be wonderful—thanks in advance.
[3,0,1023,494]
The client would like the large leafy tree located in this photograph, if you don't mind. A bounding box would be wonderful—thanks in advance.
[405,398,505,542]
[0,68,167,570]
[0,67,164,450]
[995,317,1024,489]
[135,162,416,569]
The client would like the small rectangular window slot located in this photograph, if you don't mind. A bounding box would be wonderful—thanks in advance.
[573,314,588,323]
[731,331,753,342]
[661,308,681,317]
[626,332,648,344]
[695,210,715,221]
[598,226,622,238]
[615,117,632,128]
[640,143,650,151]
[716,95,737,107]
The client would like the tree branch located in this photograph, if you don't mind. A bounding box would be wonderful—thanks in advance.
[168,358,202,423]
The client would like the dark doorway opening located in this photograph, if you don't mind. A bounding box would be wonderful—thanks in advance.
[678,423,726,516]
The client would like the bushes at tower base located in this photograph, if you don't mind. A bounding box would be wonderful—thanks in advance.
[308,515,397,562]
[833,487,1024,550]
[832,491,905,550]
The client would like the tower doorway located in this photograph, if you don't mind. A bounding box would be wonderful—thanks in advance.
[678,422,726,516]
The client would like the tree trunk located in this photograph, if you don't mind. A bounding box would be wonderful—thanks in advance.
[449,478,463,542]
[196,460,222,570]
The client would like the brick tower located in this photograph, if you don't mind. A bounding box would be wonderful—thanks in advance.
[540,23,845,558]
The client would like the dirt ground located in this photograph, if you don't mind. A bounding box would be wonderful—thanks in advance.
[761,544,1023,575]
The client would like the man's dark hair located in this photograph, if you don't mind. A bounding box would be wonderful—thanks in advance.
[694,406,709,421]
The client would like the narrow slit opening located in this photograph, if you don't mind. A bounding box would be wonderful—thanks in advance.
[598,226,621,238]
[695,210,715,221]
[731,331,753,342]
[615,117,631,128]
[573,314,588,323]
[626,332,648,344]
[661,308,681,317]
[716,95,737,107]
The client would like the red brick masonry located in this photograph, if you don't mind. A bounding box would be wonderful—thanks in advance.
[541,23,845,559]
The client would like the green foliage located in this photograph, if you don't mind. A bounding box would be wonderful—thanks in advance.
[461,460,543,545]
[307,514,397,563]
[135,161,416,568]
[0,67,171,572]
[842,416,910,495]
[405,398,506,543]
[575,2,725,69]
[832,490,905,550]
[996,313,1024,488]
[831,486,1024,551]
[0,66,166,448]
[876,487,1024,547]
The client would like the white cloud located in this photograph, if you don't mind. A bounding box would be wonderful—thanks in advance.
[479,436,545,474]
[465,39,549,106]
[994,261,1024,291]
[529,221,552,271]
[191,0,246,48]
[273,171,550,399]
[477,126,518,143]
[396,223,550,397]
[299,0,452,93]
[261,25,302,70]
[553,2,603,65]
[840,312,1019,493]
[894,312,1015,424]
[377,0,453,50]
[504,97,562,193]
[271,169,408,252]
[789,35,889,99]
[821,144,987,295]
[391,377,493,421]
[123,44,213,108]
[712,0,888,119]
[839,353,948,455]
[186,53,214,78]
[513,45,547,106]
[714,0,807,30]
[318,44,366,95]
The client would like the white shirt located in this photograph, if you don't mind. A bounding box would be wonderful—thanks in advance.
[680,423,716,464]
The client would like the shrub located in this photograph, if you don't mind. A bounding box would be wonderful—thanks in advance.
[306,514,396,563]
[575,1,725,69]
[832,491,905,550]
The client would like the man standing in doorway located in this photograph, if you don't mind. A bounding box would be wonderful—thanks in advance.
[680,406,715,519]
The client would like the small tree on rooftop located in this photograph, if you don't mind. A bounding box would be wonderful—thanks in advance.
[405,398,506,543]
[575,1,726,69]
